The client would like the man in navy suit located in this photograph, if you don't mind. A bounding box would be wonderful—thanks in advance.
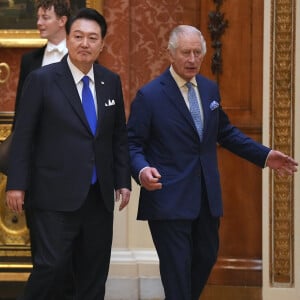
[127,25,298,300]
[14,0,70,127]
[6,8,131,300]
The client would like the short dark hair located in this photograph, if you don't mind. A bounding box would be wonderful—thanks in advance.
[35,0,71,19]
[66,8,107,39]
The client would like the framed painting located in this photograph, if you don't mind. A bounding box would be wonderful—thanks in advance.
[0,0,103,47]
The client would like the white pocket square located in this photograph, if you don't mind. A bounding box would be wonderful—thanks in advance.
[105,99,116,107]
[209,100,219,111]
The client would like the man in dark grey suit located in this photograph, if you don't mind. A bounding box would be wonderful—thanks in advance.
[6,8,131,300]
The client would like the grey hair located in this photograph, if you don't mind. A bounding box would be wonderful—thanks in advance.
[167,25,207,56]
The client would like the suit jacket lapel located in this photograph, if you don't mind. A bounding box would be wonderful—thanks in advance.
[54,58,92,134]
[161,70,200,137]
[93,66,107,135]
[196,75,211,140]
[30,47,46,71]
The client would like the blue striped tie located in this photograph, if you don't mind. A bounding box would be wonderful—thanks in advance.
[82,75,97,183]
[186,82,203,140]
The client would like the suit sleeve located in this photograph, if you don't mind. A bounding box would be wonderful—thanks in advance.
[112,75,132,190]
[127,90,152,183]
[7,71,44,190]
[217,105,270,168]
[13,55,29,129]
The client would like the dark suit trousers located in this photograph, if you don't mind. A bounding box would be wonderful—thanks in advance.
[25,206,74,300]
[20,183,113,300]
[148,193,220,300]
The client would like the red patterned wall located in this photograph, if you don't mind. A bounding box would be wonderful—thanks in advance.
[0,0,199,118]
[0,48,26,112]
[100,0,199,118]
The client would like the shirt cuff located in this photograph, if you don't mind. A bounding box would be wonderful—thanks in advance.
[264,150,272,168]
[138,166,150,183]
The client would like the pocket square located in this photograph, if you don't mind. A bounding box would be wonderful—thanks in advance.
[105,99,115,107]
[209,100,219,111]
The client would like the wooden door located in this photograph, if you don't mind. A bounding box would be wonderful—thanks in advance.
[198,0,264,286]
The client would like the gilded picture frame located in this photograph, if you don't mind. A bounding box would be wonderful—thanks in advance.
[0,0,103,48]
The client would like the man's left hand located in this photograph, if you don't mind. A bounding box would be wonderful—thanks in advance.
[115,188,131,211]
[266,150,298,176]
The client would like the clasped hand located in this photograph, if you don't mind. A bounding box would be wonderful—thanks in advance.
[140,167,162,191]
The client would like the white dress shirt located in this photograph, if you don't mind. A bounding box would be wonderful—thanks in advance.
[67,56,98,116]
[42,39,68,66]
[169,65,204,122]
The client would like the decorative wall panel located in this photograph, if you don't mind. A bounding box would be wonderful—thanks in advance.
[269,0,295,287]
[129,0,183,100]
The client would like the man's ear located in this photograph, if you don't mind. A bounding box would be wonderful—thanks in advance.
[60,15,68,27]
[168,49,175,64]
[99,39,105,52]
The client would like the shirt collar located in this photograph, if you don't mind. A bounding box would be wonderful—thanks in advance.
[67,56,94,85]
[46,39,67,53]
[169,65,197,88]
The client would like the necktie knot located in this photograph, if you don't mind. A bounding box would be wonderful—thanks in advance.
[82,75,90,86]
[186,82,193,89]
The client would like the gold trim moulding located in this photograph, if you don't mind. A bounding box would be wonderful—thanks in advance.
[0,247,32,273]
[0,30,47,48]
[0,271,30,281]
[0,263,32,272]
[0,112,15,122]
[0,112,14,141]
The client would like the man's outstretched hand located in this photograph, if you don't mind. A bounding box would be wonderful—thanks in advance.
[266,150,298,176]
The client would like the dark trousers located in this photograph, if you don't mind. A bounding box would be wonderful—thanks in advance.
[25,207,74,300]
[20,183,113,300]
[148,196,220,300]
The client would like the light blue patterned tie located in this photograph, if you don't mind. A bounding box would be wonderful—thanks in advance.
[82,75,97,183]
[186,82,203,140]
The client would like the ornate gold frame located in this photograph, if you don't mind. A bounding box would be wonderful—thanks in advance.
[0,112,13,141]
[0,112,31,275]
[0,0,103,48]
